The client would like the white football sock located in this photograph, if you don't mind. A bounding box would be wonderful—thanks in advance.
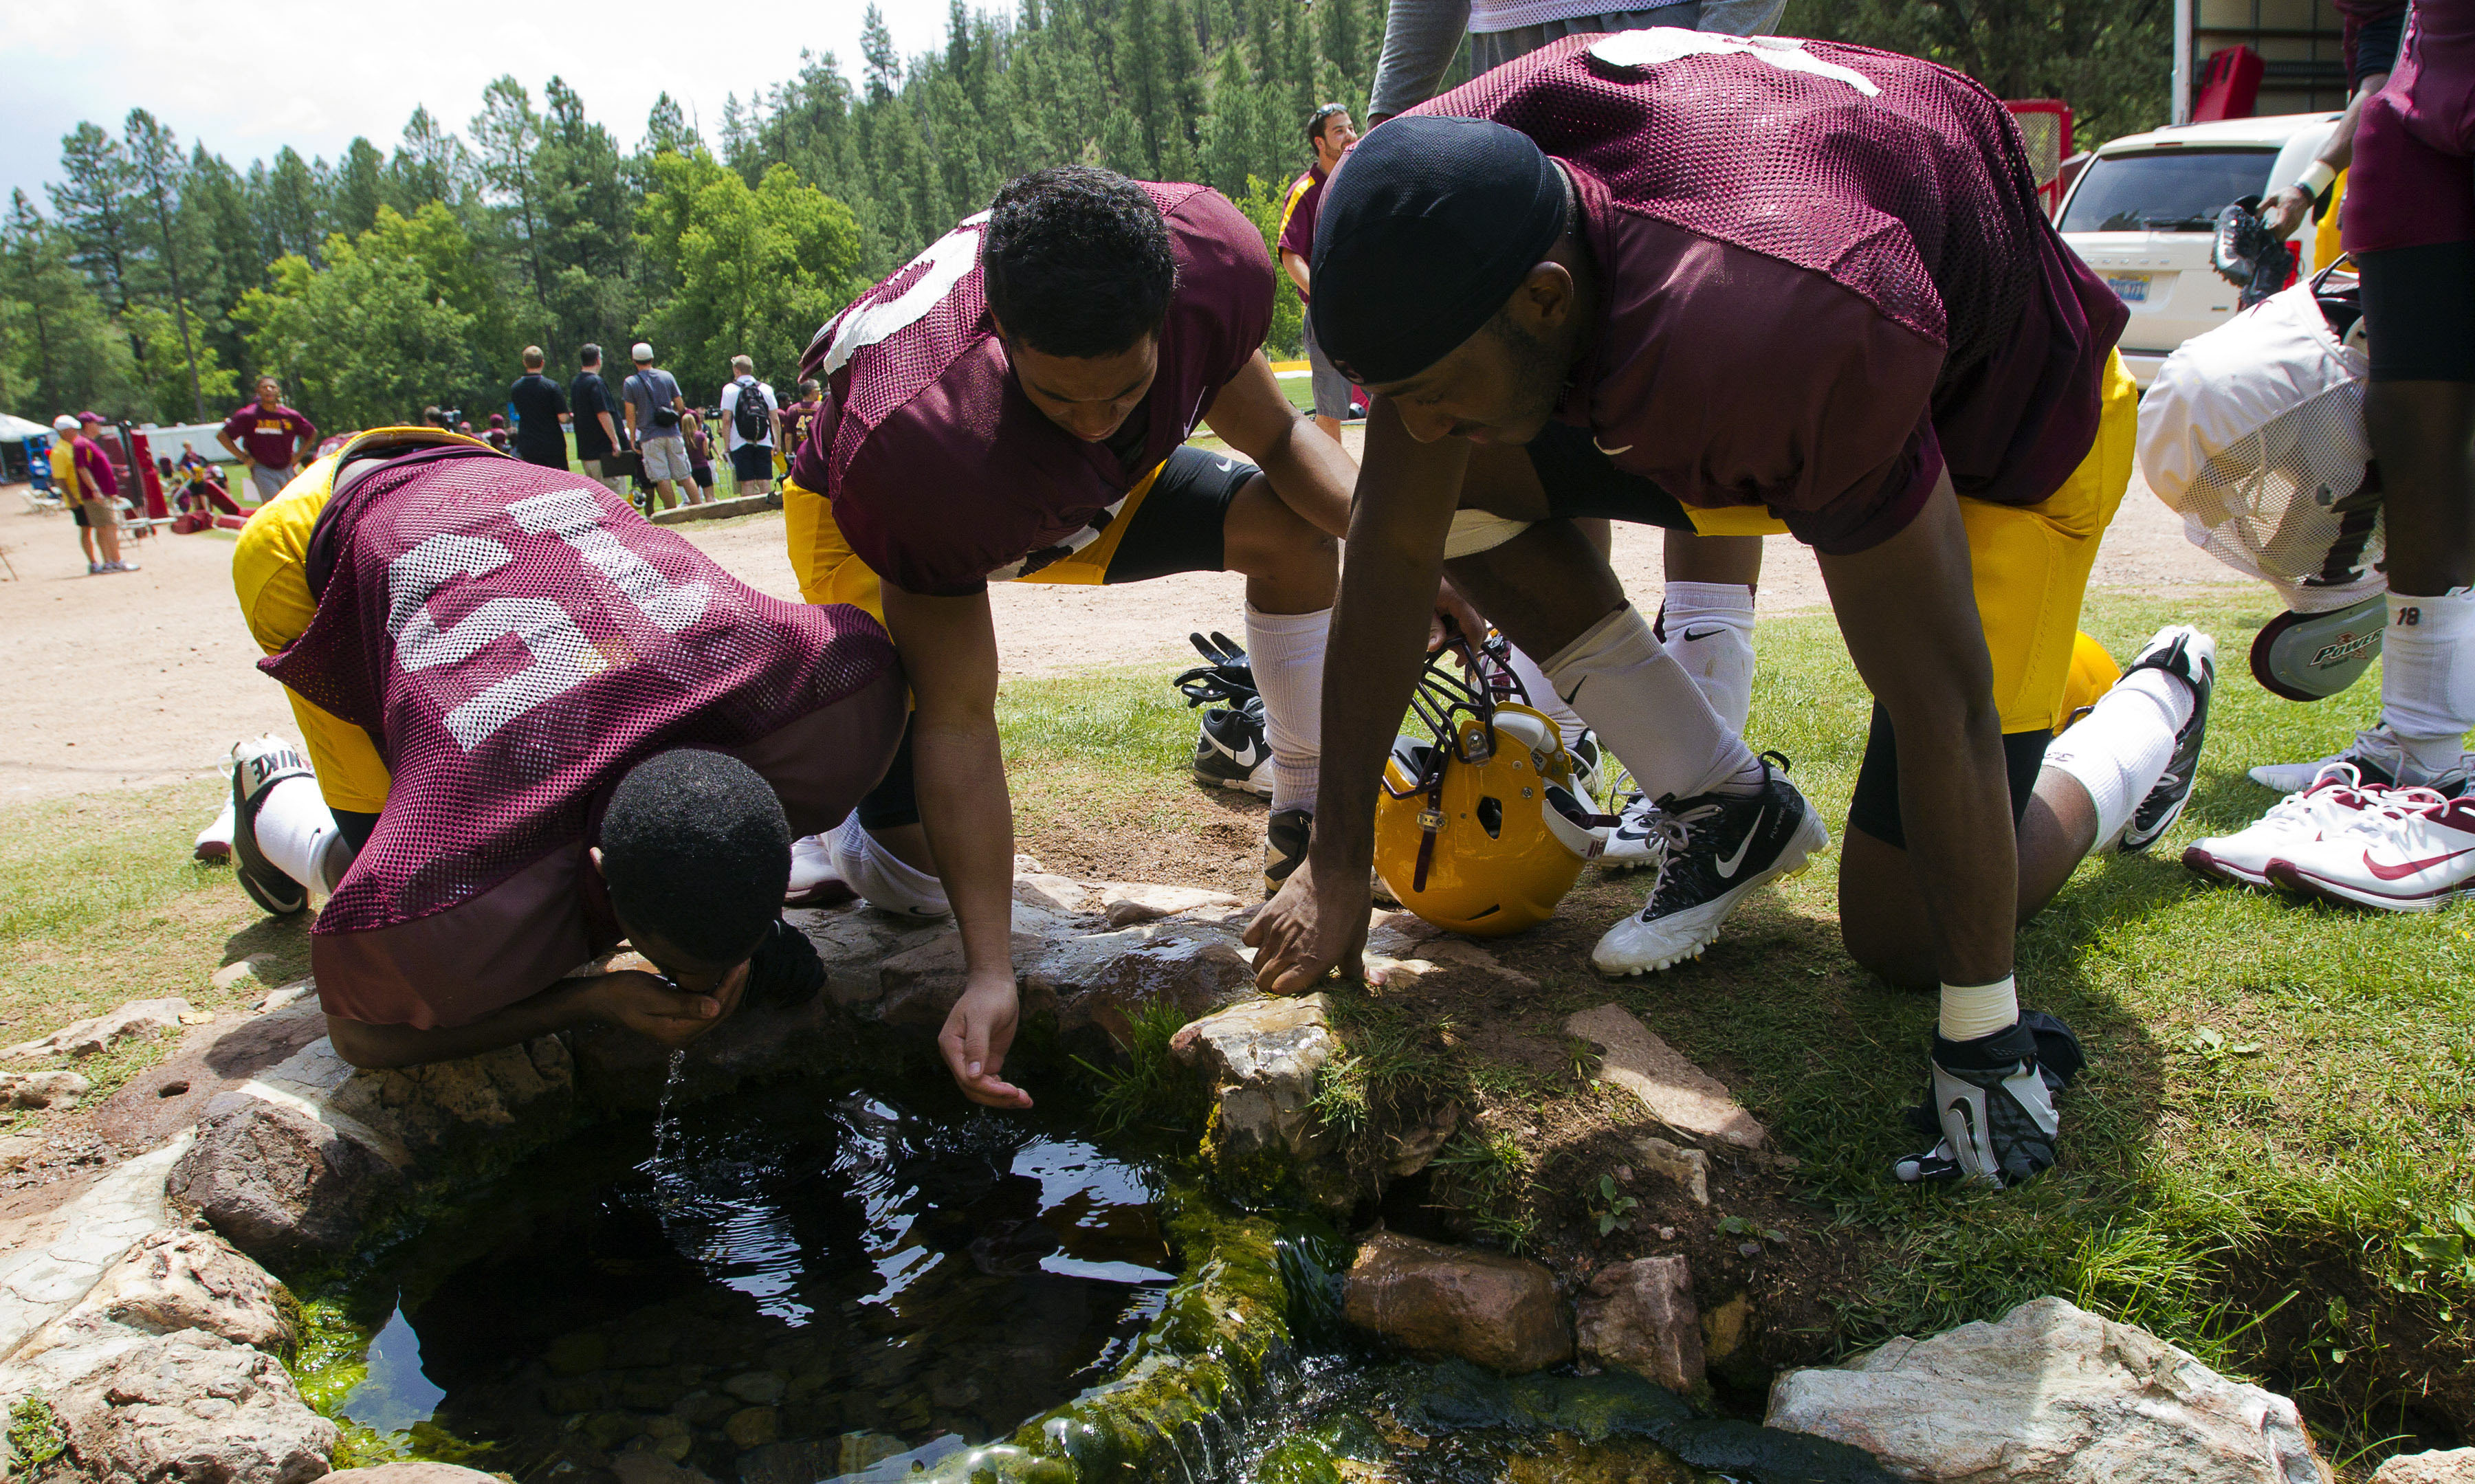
[252,775,349,896]
[1939,974,2020,1043]
[1504,643,1587,747]
[826,815,950,918]
[1246,603,1330,813]
[2379,586,2475,776]
[1659,582,1757,737]
[1542,605,1763,801]
[2040,665,2192,849]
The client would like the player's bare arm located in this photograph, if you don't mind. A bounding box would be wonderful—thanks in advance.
[877,582,1034,1110]
[1246,398,1468,990]
[327,962,747,1070]
[1202,351,1354,540]
[1814,472,2017,986]
[1279,248,1311,300]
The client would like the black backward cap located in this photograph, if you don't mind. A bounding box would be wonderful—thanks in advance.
[1309,115,1569,385]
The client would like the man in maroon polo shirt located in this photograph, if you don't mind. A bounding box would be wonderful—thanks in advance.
[218,375,320,504]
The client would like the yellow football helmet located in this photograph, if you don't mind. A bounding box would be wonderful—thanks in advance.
[2056,631,2121,732]
[1374,639,1609,937]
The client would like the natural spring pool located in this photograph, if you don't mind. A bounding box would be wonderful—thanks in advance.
[296,1072,1889,1484]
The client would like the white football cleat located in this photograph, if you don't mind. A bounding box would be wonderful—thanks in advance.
[2266,786,2475,911]
[194,798,236,863]
[2248,724,2471,797]
[1591,755,1827,976]
[2182,764,2376,887]
[1597,794,1666,871]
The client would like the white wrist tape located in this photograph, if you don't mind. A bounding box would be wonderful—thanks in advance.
[2296,160,2338,199]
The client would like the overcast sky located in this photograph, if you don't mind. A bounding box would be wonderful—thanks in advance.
[0,0,954,206]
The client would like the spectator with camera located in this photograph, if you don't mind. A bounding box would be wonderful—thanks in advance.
[623,341,695,510]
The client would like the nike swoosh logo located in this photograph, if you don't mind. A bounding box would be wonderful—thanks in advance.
[2364,845,2475,881]
[1715,809,1766,878]
[1559,677,1587,706]
[1680,626,1723,643]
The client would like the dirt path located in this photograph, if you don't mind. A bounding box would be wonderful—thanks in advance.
[0,445,2242,805]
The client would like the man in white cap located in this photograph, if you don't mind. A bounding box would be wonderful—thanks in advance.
[622,342,694,511]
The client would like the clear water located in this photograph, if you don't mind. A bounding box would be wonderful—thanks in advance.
[332,1079,1176,1482]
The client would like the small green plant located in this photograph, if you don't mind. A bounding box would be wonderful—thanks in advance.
[1588,1173,1638,1236]
[2390,1202,2475,1302]
[1717,1214,1790,1246]
[1310,1051,1370,1135]
[1072,1001,1207,1138]
[8,1395,65,1472]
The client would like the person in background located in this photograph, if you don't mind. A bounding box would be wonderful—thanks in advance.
[1279,104,1362,443]
[509,344,573,471]
[1365,0,1789,124]
[217,375,320,505]
[622,340,695,510]
[70,412,135,574]
[2265,0,2407,243]
[483,414,512,454]
[48,414,99,573]
[775,378,825,477]
[720,357,779,499]
[571,344,628,494]
[682,410,719,502]
[421,406,447,430]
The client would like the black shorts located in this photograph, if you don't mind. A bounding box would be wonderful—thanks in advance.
[1847,702,2052,850]
[855,443,1260,830]
[730,443,774,482]
[72,504,89,529]
[1521,421,1696,529]
[2360,239,2475,384]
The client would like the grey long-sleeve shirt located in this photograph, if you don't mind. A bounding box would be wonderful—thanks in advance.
[1367,0,1788,119]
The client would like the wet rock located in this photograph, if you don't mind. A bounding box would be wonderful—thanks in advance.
[2373,1452,2475,1484]
[1385,1102,1462,1177]
[1171,993,1341,1199]
[53,1327,336,1484]
[211,955,281,994]
[7,998,192,1061]
[166,1094,402,1268]
[1565,1004,1768,1151]
[1342,1230,1573,1374]
[2,1069,91,1109]
[1576,1255,1704,1395]
[92,998,333,1153]
[871,907,1068,1032]
[1765,1295,2329,1484]
[725,1406,780,1448]
[1631,1134,1710,1206]
[43,1228,296,1356]
[610,1449,713,1484]
[1030,917,1260,1048]
[324,1035,574,1159]
[786,907,923,1008]
[1100,883,1245,927]
[641,1412,694,1461]
[1702,1292,1754,1366]
[723,1371,784,1406]
[324,1465,505,1484]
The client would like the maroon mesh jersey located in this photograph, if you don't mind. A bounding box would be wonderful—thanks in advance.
[263,446,903,1028]
[1409,33,2127,553]
[787,183,1273,596]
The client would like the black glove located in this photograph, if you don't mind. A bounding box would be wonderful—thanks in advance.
[742,917,825,1010]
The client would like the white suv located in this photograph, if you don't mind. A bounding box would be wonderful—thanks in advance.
[2056,112,2341,386]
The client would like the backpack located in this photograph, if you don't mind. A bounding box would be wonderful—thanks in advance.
[732,379,772,443]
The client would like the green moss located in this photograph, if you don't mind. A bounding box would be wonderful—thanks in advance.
[6,1395,66,1472]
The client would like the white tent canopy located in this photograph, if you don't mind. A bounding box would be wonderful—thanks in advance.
[0,412,54,441]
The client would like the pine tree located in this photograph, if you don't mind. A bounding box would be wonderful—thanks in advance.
[471,78,549,311]
[122,109,207,419]
[50,123,138,315]
[861,5,903,104]
[332,137,389,238]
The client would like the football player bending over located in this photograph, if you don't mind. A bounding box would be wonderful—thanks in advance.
[778,168,1356,1109]
[1247,35,2214,1186]
[225,428,905,1067]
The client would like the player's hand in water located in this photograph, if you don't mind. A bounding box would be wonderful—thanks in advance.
[940,973,1033,1109]
[1246,854,1376,995]
[1431,575,1490,654]
[589,962,749,1048]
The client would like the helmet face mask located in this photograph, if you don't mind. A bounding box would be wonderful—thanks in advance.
[1374,637,1607,937]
